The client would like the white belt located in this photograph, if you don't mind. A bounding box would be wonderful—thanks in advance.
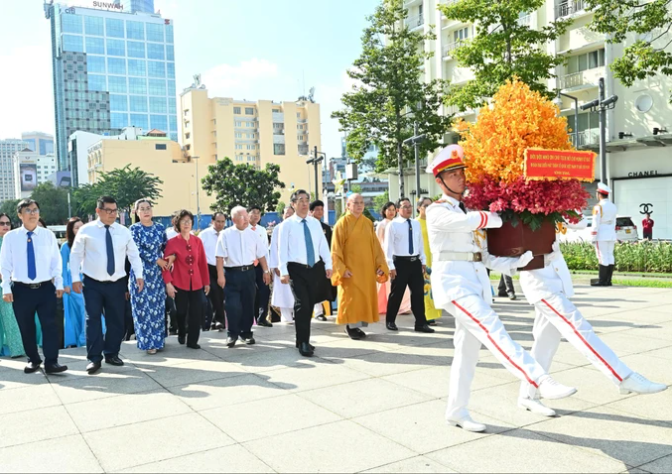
[437,251,482,262]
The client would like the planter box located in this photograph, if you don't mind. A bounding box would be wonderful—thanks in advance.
[487,219,555,271]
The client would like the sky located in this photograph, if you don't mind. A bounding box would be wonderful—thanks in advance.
[0,0,379,158]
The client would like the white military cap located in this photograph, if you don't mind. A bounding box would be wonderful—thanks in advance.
[597,183,611,195]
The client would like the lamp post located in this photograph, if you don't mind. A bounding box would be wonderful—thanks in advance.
[403,122,426,217]
[192,155,200,230]
[554,91,579,147]
[306,146,326,200]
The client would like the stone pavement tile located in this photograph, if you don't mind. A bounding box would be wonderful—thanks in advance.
[381,366,451,399]
[547,366,636,405]
[136,359,248,388]
[425,427,628,473]
[201,393,341,443]
[223,347,330,373]
[0,405,79,449]
[621,469,652,474]
[169,373,293,411]
[619,354,672,386]
[316,337,398,360]
[638,454,672,473]
[263,360,369,393]
[0,384,61,416]
[340,350,446,378]
[642,347,672,361]
[354,399,516,454]
[361,455,457,473]
[120,344,221,367]
[45,358,137,383]
[643,303,672,316]
[298,378,432,419]
[118,445,274,473]
[204,340,286,360]
[626,324,672,344]
[83,412,235,472]
[0,434,103,473]
[67,389,193,433]
[243,420,415,473]
[532,406,672,468]
[0,364,50,390]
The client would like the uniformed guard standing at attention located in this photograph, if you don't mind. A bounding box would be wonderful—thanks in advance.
[590,183,617,287]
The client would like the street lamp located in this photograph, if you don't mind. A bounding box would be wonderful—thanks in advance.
[192,155,201,230]
[306,146,326,200]
[397,102,423,200]
[554,91,579,147]
[403,122,426,217]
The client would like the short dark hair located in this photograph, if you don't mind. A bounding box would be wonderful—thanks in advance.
[17,199,39,214]
[417,196,432,211]
[174,209,194,232]
[309,200,325,211]
[290,189,310,203]
[38,218,47,228]
[66,216,83,248]
[212,212,226,220]
[380,201,396,217]
[0,213,13,229]
[396,197,411,209]
[97,196,117,209]
[247,205,262,213]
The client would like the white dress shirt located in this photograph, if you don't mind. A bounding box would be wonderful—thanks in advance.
[278,214,332,276]
[215,226,267,268]
[248,223,267,244]
[0,226,63,293]
[198,226,222,266]
[70,220,143,283]
[384,216,426,270]
[166,228,179,240]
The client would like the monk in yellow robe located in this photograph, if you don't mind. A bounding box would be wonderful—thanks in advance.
[331,193,389,339]
[416,197,442,323]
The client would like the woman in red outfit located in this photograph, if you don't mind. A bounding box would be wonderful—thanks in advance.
[162,210,210,349]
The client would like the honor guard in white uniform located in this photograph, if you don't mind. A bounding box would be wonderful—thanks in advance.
[590,183,617,287]
[517,218,667,416]
[425,145,578,433]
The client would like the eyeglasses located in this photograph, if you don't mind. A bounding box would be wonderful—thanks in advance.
[137,207,152,212]
[400,205,413,210]
[100,208,118,215]
[179,220,192,226]
[0,221,11,226]
[22,208,40,215]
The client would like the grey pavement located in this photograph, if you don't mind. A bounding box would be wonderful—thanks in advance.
[0,283,671,473]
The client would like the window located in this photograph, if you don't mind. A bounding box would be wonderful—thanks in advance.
[111,112,128,128]
[62,14,83,34]
[166,44,174,61]
[63,35,84,52]
[148,79,166,95]
[88,74,106,91]
[130,113,149,129]
[272,108,280,113]
[150,114,168,131]
[129,95,147,112]
[273,144,285,155]
[85,36,104,54]
[110,94,128,111]
[166,62,175,78]
[155,143,167,150]
[107,57,126,75]
[108,76,127,93]
[127,41,145,58]
[129,77,147,94]
[236,144,242,150]
[84,16,104,36]
[454,27,469,42]
[168,101,176,114]
[86,55,105,74]
[235,133,242,138]
[106,38,125,56]
[147,43,165,60]
[245,107,255,115]
[148,61,165,78]
[146,23,164,42]
[567,48,605,74]
[246,144,253,150]
[235,121,242,127]
[169,116,177,131]
[165,24,174,43]
[167,80,176,96]
[128,59,147,76]
[149,97,167,113]
[105,18,124,38]
[234,107,241,114]
[126,21,144,40]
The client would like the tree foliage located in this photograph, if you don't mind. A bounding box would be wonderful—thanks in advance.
[202,157,285,214]
[439,0,571,110]
[29,182,70,225]
[332,0,453,174]
[95,164,163,213]
[373,190,390,212]
[0,199,20,220]
[71,184,102,219]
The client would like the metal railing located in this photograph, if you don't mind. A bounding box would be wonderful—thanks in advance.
[559,69,601,89]
[570,129,599,148]
[442,40,464,57]
[405,14,424,29]
[518,14,531,27]
[555,0,586,19]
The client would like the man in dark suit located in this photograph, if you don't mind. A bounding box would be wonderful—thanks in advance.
[309,200,335,321]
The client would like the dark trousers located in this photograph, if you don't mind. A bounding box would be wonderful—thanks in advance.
[174,286,203,346]
[12,282,59,366]
[288,262,321,345]
[386,257,427,327]
[207,264,226,326]
[644,231,653,240]
[254,264,270,322]
[166,297,177,333]
[83,276,126,363]
[224,268,256,339]
[498,275,515,295]
[123,295,134,341]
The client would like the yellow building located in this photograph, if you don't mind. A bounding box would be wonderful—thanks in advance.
[180,84,322,203]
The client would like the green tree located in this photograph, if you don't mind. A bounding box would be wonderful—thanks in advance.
[586,0,672,101]
[276,200,286,214]
[439,0,571,110]
[332,0,453,187]
[202,157,285,214]
[350,184,363,194]
[95,164,163,214]
[0,199,20,220]
[30,182,70,225]
[72,183,102,219]
[373,190,391,212]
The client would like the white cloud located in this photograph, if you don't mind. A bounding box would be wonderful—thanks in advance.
[201,59,280,97]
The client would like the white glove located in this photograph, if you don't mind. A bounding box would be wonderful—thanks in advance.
[485,212,503,229]
[515,251,534,269]
[544,241,562,267]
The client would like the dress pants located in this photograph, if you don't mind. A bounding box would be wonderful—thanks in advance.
[12,282,59,366]
[207,264,226,327]
[165,296,177,334]
[123,295,134,341]
[443,294,547,420]
[224,268,256,339]
[83,276,126,364]
[386,257,427,327]
[594,241,615,266]
[288,262,321,345]
[498,275,515,295]
[519,293,632,399]
[174,286,203,347]
[254,264,270,323]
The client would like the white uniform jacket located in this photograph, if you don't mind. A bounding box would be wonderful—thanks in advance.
[591,199,617,242]
[426,195,526,308]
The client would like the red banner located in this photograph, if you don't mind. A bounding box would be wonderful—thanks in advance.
[524,149,596,182]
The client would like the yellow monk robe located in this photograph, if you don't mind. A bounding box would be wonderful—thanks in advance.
[331,212,389,325]
[417,217,442,321]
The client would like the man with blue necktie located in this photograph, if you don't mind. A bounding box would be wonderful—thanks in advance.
[70,196,144,375]
[278,189,332,356]
[0,199,67,374]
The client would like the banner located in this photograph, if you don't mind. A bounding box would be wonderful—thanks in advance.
[524,149,596,182]
[19,164,38,192]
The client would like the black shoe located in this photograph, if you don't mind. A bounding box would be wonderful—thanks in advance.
[169,330,178,336]
[178,335,185,344]
[104,356,124,366]
[386,322,398,331]
[187,343,201,350]
[226,337,237,348]
[24,362,41,374]
[591,265,609,287]
[257,319,273,327]
[316,315,328,322]
[508,292,517,301]
[45,363,68,374]
[427,319,437,326]
[497,291,509,298]
[295,341,315,351]
[346,326,366,340]
[86,361,102,375]
[214,322,225,332]
[415,324,435,333]
[241,336,256,345]
[298,342,314,357]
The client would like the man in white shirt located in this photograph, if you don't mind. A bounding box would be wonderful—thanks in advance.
[278,190,333,357]
[269,206,296,322]
[216,206,271,347]
[384,197,433,333]
[199,212,227,331]
[70,196,144,375]
[590,183,618,287]
[0,199,67,374]
[248,205,272,327]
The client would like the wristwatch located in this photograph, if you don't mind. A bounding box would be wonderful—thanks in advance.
[264,270,272,275]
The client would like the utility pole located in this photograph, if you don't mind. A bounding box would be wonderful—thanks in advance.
[306,146,325,200]
[403,122,426,217]
[580,78,617,185]
[193,155,201,230]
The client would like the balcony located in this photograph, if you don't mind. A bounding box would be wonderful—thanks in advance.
[273,134,285,145]
[555,0,587,19]
[403,0,422,7]
[405,14,424,30]
[298,145,309,156]
[518,14,531,27]
[272,112,285,122]
[558,68,604,91]
[570,129,599,149]
[442,40,464,59]
[297,118,307,124]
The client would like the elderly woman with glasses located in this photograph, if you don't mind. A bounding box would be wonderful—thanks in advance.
[0,213,25,357]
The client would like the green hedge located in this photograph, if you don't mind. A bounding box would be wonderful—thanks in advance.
[560,241,672,273]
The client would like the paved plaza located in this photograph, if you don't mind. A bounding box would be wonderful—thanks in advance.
[0,282,670,473]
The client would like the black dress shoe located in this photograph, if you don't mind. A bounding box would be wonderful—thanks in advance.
[295,342,315,351]
[415,324,435,333]
[497,292,509,298]
[213,322,225,332]
[187,343,201,349]
[298,342,314,357]
[86,361,102,375]
[178,335,186,344]
[241,336,256,345]
[346,327,366,340]
[386,322,399,331]
[316,315,328,322]
[104,356,124,366]
[508,292,517,301]
[24,362,42,374]
[226,337,237,348]
[257,319,273,327]
[45,363,68,374]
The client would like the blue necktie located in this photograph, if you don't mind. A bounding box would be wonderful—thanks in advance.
[407,219,414,255]
[105,225,115,275]
[302,219,315,267]
[27,231,36,280]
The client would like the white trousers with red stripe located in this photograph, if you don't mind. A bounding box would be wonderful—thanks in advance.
[519,293,632,399]
[594,241,615,266]
[444,295,547,420]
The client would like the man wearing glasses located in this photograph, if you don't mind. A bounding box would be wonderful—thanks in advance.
[70,196,144,375]
[0,199,67,374]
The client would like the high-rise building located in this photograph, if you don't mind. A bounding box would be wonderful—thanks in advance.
[0,139,28,202]
[44,1,177,185]
[13,149,58,200]
[115,0,155,14]
[21,132,55,156]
